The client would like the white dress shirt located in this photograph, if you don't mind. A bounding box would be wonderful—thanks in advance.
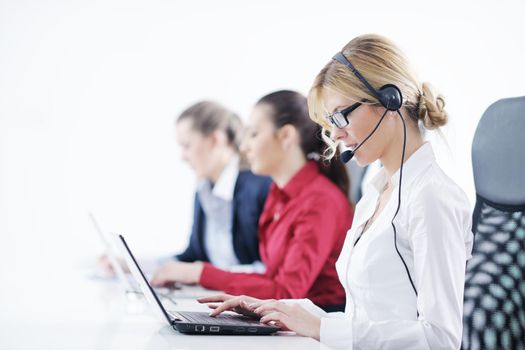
[290,143,473,349]
[198,155,240,269]
[359,160,382,197]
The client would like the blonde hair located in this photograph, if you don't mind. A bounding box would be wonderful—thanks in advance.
[176,101,243,151]
[307,34,448,158]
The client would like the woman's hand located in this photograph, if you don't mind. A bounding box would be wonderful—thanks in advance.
[198,294,321,340]
[198,294,274,318]
[253,300,321,340]
[151,261,203,286]
[97,255,129,276]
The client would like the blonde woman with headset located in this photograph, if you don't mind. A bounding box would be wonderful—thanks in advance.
[199,34,473,349]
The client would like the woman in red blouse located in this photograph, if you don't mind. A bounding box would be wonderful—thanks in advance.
[152,90,353,311]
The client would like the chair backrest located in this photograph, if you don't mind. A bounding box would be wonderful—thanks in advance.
[462,96,525,350]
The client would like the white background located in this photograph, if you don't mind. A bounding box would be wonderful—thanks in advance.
[1,0,524,302]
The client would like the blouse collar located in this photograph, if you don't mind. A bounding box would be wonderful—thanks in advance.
[368,142,435,196]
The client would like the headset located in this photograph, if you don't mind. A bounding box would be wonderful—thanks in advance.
[332,52,418,299]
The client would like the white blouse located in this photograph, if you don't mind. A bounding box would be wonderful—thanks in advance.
[198,155,240,269]
[295,143,473,349]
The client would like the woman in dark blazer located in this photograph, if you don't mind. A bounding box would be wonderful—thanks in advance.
[176,169,271,265]
[160,101,271,274]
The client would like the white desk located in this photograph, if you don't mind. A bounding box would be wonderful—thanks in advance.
[0,268,331,350]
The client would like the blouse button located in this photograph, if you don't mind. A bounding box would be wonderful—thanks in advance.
[273,212,280,221]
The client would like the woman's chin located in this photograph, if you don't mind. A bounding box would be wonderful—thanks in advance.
[250,164,270,177]
[354,154,373,168]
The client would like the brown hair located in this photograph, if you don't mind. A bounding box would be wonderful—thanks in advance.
[256,90,350,196]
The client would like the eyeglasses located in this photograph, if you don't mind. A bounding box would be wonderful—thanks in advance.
[327,101,363,129]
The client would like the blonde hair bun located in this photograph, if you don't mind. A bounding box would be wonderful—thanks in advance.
[418,82,448,129]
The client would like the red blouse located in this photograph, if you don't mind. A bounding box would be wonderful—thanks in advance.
[199,161,353,307]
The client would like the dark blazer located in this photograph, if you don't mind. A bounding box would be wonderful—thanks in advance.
[176,170,272,264]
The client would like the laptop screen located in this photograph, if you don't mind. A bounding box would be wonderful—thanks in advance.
[89,212,137,292]
[118,234,173,325]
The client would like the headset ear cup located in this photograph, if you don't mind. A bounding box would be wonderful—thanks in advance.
[379,84,403,111]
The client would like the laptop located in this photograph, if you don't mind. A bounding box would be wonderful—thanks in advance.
[89,211,138,292]
[89,212,181,302]
[118,234,279,335]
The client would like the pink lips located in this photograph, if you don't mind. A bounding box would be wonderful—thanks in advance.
[346,143,358,150]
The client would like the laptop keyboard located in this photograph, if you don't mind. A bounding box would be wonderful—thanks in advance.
[174,311,262,326]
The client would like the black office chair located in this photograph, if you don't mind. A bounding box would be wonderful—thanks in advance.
[462,96,525,350]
